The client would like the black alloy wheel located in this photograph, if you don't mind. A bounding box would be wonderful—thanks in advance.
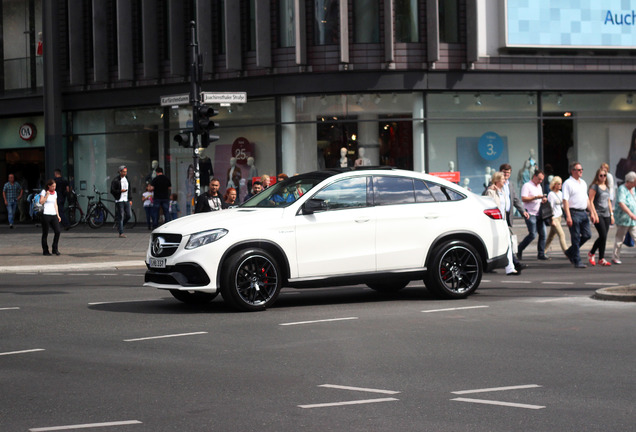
[425,240,482,299]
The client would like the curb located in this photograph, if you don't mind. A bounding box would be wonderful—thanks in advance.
[593,285,636,303]
[0,261,147,273]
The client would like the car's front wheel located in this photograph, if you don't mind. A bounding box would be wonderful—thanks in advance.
[221,248,282,311]
[425,240,482,299]
[169,289,218,305]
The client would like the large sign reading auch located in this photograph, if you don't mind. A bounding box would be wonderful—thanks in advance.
[505,0,636,49]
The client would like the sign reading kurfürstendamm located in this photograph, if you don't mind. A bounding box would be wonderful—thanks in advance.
[505,0,636,49]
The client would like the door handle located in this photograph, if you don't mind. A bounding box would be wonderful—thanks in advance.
[354,218,370,223]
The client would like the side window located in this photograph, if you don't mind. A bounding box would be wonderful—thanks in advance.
[425,181,465,202]
[373,176,415,205]
[415,180,436,203]
[313,177,368,210]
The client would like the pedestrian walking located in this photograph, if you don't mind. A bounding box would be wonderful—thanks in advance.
[39,179,61,255]
[110,165,132,238]
[562,162,593,268]
[587,168,614,266]
[3,173,23,228]
[149,167,171,228]
[611,171,636,265]
[517,169,549,261]
[499,163,529,272]
[544,176,568,257]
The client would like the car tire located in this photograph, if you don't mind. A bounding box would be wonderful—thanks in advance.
[425,240,482,299]
[221,248,282,312]
[366,279,409,293]
[169,289,218,305]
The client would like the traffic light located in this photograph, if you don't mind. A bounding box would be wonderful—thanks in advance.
[197,104,220,148]
[173,131,191,148]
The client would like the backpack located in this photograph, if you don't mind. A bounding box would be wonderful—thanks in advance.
[32,192,44,215]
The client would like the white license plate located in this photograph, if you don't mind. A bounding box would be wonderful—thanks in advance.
[149,257,166,268]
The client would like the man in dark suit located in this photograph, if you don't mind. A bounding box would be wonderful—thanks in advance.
[500,163,529,271]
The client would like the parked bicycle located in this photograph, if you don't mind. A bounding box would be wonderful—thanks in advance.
[86,186,137,229]
[66,189,85,229]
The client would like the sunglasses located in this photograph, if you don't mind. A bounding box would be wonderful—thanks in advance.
[599,174,606,177]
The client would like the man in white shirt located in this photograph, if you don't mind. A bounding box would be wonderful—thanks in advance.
[518,169,549,260]
[562,162,593,268]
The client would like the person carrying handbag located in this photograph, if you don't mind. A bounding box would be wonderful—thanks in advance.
[545,176,568,257]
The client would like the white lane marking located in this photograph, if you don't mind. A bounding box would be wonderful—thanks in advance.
[535,297,580,303]
[0,307,20,311]
[69,273,90,276]
[279,317,358,326]
[299,398,399,409]
[94,273,118,276]
[124,332,207,342]
[29,420,142,431]
[0,348,45,356]
[504,280,532,284]
[452,384,541,395]
[480,279,491,283]
[451,397,545,409]
[541,281,574,285]
[319,384,400,395]
[88,299,165,306]
[585,282,619,286]
[422,306,489,313]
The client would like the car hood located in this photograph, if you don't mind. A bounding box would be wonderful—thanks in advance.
[153,208,287,235]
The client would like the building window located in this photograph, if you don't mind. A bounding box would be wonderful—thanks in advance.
[314,0,338,45]
[213,0,225,54]
[439,0,459,43]
[279,0,295,47]
[354,0,379,43]
[248,0,256,51]
[395,0,419,42]
[2,0,43,90]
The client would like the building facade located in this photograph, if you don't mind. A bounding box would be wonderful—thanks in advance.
[2,0,636,219]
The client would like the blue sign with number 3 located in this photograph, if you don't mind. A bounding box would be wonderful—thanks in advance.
[478,131,504,161]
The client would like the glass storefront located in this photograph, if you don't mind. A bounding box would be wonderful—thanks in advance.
[2,0,43,90]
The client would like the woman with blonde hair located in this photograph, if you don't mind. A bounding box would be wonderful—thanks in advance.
[544,176,568,256]
[587,168,614,266]
[486,171,517,275]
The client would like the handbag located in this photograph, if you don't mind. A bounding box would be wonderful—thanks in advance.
[539,200,553,226]
[624,231,635,248]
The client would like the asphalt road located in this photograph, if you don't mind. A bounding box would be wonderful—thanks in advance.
[1,261,635,432]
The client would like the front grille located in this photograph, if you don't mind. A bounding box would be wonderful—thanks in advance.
[145,263,210,287]
[151,233,182,257]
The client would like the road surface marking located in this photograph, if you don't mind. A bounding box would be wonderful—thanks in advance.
[0,348,45,356]
[29,420,142,431]
[88,299,165,306]
[280,317,358,326]
[585,282,619,286]
[124,332,207,342]
[541,281,574,285]
[94,273,118,276]
[299,398,399,409]
[423,306,488,313]
[452,384,541,394]
[451,397,545,409]
[319,384,400,395]
[0,307,20,311]
[504,280,532,284]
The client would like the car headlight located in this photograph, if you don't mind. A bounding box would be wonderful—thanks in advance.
[185,228,228,249]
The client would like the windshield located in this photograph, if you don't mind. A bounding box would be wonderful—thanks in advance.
[241,175,328,208]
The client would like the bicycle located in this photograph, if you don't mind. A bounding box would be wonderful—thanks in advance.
[86,187,137,229]
[66,189,85,228]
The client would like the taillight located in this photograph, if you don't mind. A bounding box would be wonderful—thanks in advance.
[484,208,503,220]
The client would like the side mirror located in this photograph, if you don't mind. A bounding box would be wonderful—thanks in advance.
[302,198,327,215]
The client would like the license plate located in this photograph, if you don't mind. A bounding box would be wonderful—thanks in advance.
[149,257,166,268]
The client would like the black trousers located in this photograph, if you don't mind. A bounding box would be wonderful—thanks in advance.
[590,216,611,260]
[41,214,61,253]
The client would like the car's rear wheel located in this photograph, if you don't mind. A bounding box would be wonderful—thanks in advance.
[425,240,482,299]
[366,279,409,293]
[169,290,218,305]
[221,248,282,311]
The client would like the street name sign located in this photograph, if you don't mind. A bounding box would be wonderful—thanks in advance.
[160,94,190,106]
[201,92,247,104]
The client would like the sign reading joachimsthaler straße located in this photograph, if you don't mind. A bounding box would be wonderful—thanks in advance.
[202,92,247,104]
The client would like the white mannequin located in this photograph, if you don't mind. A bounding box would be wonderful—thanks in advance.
[484,166,492,188]
[339,147,350,168]
[146,160,159,183]
[354,147,371,167]
[247,156,258,179]
[449,161,455,172]
[462,177,471,191]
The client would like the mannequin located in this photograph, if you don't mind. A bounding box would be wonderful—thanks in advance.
[448,161,455,172]
[247,156,258,179]
[227,157,242,190]
[339,147,351,168]
[354,147,371,167]
[461,177,471,191]
[484,166,492,188]
[146,160,159,184]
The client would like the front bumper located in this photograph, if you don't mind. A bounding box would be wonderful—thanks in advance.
[144,262,212,289]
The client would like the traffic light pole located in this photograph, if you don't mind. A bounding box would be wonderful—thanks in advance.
[189,21,202,198]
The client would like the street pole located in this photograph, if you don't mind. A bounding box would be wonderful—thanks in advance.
[189,21,202,198]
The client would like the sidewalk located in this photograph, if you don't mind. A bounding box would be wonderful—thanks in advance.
[0,223,149,273]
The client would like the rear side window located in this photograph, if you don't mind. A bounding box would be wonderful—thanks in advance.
[425,181,465,202]
[414,180,436,202]
[373,176,415,205]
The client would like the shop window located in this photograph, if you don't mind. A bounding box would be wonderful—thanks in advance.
[395,0,419,42]
[2,0,43,90]
[439,0,459,43]
[317,116,358,169]
[373,176,415,205]
[379,115,413,170]
[314,0,339,45]
[354,0,379,43]
[279,0,295,47]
